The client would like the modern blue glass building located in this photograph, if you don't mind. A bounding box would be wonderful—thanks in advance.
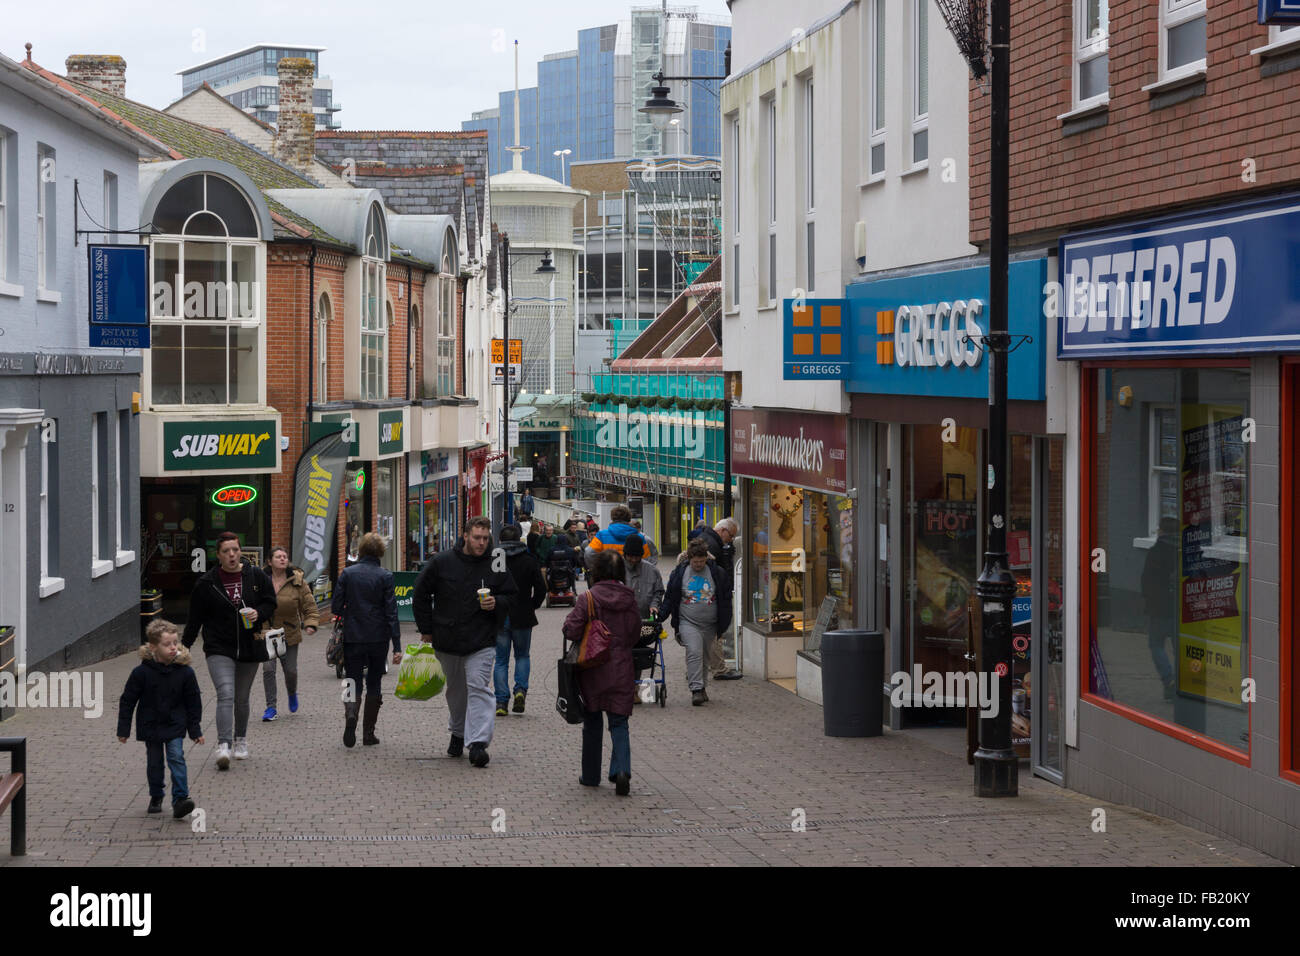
[462,6,730,177]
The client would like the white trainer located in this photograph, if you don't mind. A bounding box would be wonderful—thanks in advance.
[232,738,249,760]
[215,742,231,770]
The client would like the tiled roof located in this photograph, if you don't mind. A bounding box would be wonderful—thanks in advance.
[314,131,489,249]
[25,60,348,246]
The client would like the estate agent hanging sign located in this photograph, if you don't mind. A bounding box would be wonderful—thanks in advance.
[730,407,848,494]
[163,420,277,471]
[87,245,150,349]
[1059,192,1300,358]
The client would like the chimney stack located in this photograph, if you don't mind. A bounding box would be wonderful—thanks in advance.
[273,57,317,175]
[65,55,126,97]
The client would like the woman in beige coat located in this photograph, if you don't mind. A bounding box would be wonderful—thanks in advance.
[261,547,320,720]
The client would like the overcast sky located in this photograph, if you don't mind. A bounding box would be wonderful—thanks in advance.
[7,0,732,131]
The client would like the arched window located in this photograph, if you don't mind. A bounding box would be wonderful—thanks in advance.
[149,173,262,406]
[317,291,331,403]
[360,204,388,399]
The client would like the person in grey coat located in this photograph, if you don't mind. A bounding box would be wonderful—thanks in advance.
[624,535,664,686]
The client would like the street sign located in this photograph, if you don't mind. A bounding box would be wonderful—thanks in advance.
[491,338,523,385]
[508,421,520,447]
[515,467,533,482]
[87,245,150,349]
[491,364,521,385]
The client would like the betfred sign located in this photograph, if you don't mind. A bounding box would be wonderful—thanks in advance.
[1059,193,1300,358]
[730,408,847,494]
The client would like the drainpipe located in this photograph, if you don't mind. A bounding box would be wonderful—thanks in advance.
[307,242,317,431]
[406,264,413,401]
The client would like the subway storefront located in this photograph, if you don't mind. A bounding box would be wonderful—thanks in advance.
[139,415,281,611]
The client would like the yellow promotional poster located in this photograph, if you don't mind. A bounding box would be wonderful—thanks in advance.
[1176,404,1247,706]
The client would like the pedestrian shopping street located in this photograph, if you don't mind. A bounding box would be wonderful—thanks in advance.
[0,607,1282,868]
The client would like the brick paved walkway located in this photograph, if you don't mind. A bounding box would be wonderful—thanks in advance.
[0,604,1284,866]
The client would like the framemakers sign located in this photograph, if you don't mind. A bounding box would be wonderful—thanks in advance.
[730,407,848,494]
[1058,192,1300,358]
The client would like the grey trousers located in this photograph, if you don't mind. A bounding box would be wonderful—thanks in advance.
[678,620,715,692]
[262,643,300,709]
[206,654,259,744]
[441,646,496,747]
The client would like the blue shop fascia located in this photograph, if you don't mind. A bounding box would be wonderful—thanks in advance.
[780,253,1070,777]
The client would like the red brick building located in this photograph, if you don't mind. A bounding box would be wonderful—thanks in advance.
[969,5,1300,862]
[24,52,473,610]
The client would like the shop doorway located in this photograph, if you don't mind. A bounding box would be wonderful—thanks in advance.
[1033,436,1066,782]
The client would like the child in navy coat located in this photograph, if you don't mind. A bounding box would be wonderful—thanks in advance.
[118,619,204,818]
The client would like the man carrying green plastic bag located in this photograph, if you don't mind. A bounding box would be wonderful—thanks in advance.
[395,643,447,701]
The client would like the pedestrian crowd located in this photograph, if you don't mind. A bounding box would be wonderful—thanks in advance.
[117,509,740,813]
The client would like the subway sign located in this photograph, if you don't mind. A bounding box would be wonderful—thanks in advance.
[211,484,258,508]
[164,420,277,471]
[1059,193,1300,358]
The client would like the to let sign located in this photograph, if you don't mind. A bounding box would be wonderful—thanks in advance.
[730,408,848,495]
[88,245,150,349]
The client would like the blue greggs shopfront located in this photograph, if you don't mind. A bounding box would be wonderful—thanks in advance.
[786,256,1068,779]
[1057,193,1300,861]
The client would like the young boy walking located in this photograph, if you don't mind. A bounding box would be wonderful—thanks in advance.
[118,619,204,819]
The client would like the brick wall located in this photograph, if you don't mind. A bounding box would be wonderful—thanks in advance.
[970,3,1300,247]
[264,247,427,568]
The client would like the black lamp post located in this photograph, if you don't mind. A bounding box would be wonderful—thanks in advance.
[500,234,558,529]
[936,0,1017,797]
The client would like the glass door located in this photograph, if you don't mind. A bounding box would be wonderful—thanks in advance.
[1033,436,1066,782]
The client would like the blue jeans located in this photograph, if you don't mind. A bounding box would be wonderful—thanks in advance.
[494,626,533,704]
[582,711,631,783]
[145,738,189,802]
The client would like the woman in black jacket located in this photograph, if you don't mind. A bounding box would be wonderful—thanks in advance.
[494,525,548,716]
[331,532,403,748]
[181,531,277,770]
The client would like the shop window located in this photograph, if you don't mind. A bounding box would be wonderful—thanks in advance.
[744,479,854,650]
[148,173,262,406]
[1088,366,1249,753]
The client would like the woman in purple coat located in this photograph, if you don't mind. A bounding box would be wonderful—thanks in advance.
[563,550,641,795]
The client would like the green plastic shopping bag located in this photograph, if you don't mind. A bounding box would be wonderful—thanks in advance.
[394,643,446,701]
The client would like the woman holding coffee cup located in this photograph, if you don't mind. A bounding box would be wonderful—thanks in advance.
[181,531,277,770]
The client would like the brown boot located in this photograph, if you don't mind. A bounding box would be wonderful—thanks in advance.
[362,695,382,746]
[343,699,359,748]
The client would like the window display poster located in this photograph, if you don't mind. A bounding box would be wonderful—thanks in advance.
[1177,404,1246,706]
[914,500,978,644]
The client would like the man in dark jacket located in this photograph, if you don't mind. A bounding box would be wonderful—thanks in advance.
[332,532,403,747]
[182,531,277,769]
[413,516,518,767]
[495,525,548,716]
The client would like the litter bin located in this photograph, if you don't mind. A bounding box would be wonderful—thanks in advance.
[820,629,884,737]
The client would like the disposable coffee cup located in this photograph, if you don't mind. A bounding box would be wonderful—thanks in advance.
[238,607,256,630]
[477,588,491,607]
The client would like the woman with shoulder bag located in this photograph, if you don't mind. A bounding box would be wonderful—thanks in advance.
[562,550,640,795]
[260,546,320,721]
